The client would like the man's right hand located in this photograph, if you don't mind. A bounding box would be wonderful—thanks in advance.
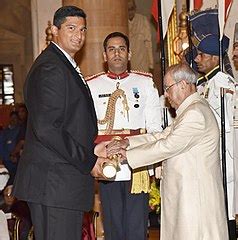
[94,141,111,157]
[91,157,109,179]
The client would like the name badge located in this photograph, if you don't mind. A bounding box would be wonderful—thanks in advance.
[98,94,111,98]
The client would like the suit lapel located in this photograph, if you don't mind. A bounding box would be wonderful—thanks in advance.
[48,43,97,123]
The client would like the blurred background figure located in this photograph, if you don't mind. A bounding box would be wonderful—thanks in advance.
[0,185,32,240]
[233,23,238,70]
[0,160,32,240]
[0,161,10,240]
[9,104,28,178]
[128,0,154,73]
[1,185,17,212]
[0,161,9,197]
[0,111,20,177]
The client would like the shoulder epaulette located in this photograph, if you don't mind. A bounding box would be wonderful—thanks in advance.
[130,70,153,78]
[85,72,105,81]
[197,75,204,82]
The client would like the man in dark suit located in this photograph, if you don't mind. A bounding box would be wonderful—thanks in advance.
[12,6,108,240]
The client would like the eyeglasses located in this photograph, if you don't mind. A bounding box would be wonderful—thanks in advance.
[163,80,182,92]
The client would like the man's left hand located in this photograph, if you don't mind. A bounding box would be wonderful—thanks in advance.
[91,157,109,179]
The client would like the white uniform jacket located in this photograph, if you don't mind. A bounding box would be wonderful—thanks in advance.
[197,67,236,219]
[87,71,162,181]
[126,93,228,240]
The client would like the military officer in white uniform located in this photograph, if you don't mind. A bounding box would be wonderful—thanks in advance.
[194,34,237,239]
[87,32,162,240]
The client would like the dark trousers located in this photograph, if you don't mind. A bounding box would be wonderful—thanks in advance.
[99,181,149,240]
[228,219,237,240]
[28,202,83,240]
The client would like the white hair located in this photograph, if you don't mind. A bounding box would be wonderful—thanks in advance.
[165,63,197,84]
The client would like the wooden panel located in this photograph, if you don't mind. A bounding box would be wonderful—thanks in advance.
[63,0,128,76]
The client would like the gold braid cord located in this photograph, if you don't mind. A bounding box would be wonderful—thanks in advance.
[131,167,150,194]
[98,88,150,194]
[98,88,129,134]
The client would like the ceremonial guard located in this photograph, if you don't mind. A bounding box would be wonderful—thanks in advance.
[194,34,237,238]
[87,32,162,240]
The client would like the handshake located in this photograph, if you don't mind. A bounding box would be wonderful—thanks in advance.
[91,138,130,179]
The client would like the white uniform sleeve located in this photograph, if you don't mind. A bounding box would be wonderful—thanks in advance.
[208,74,235,132]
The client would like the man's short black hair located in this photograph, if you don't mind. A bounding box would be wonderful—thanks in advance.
[53,6,86,28]
[103,32,130,51]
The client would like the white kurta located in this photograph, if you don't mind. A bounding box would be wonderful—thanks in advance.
[126,93,228,240]
[197,70,236,219]
[88,71,162,181]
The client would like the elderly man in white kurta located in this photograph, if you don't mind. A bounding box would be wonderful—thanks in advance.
[106,63,229,240]
[194,34,236,238]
